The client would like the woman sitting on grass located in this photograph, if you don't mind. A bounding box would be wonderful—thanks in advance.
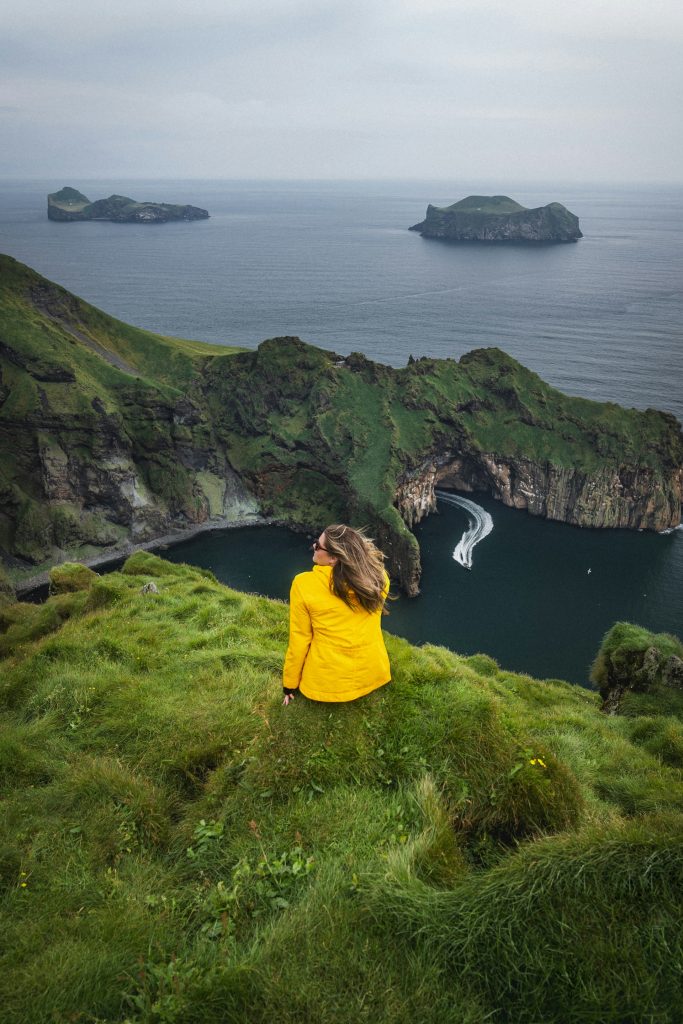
[282,524,391,704]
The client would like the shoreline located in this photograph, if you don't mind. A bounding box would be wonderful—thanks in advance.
[13,513,281,597]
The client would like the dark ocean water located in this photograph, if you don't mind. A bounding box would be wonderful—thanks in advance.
[161,498,681,687]
[1,179,681,683]
[3,178,683,419]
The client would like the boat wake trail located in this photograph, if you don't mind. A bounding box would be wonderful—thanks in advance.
[435,490,494,570]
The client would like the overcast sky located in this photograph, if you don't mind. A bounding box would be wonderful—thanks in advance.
[2,0,682,181]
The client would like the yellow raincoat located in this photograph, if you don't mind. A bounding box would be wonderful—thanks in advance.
[282,564,391,702]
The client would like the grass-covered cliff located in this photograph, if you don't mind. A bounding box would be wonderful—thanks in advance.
[0,254,257,582]
[1,554,682,1023]
[1,254,681,594]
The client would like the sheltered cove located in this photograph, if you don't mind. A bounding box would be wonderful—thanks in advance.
[0,254,681,598]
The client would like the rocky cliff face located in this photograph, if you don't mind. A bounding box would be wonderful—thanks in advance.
[394,452,683,537]
[395,466,439,529]
[436,455,683,530]
[5,386,258,568]
[410,198,582,243]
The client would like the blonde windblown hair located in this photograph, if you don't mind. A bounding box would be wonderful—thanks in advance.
[321,524,390,614]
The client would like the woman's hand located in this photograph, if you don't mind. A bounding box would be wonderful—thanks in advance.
[283,692,295,706]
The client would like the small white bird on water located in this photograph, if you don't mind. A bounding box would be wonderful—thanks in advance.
[587,568,592,574]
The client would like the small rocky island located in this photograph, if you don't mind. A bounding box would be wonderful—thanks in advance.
[410,195,582,243]
[47,186,209,224]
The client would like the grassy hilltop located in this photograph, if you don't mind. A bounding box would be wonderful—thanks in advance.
[1,554,682,1023]
[1,254,681,594]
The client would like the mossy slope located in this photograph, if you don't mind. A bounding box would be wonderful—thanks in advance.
[1,555,682,1022]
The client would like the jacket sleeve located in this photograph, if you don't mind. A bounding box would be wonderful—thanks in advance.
[282,577,313,691]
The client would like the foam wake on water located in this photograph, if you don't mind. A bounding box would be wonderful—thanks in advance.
[435,490,494,570]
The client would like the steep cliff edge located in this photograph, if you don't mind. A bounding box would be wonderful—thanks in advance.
[1,255,680,595]
[410,195,582,243]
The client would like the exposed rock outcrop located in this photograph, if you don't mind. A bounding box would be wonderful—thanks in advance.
[592,622,683,715]
[4,382,258,567]
[395,466,439,529]
[394,450,682,541]
[437,455,682,531]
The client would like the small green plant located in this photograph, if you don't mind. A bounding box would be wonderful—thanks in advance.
[185,818,224,861]
[382,801,420,847]
[125,955,201,1024]
[197,846,315,939]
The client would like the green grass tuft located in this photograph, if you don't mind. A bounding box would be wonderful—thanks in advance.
[49,561,99,593]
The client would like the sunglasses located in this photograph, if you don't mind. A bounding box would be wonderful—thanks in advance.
[312,539,329,552]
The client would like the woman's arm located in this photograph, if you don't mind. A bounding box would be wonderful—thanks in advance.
[282,578,313,694]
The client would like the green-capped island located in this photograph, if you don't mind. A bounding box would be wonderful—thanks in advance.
[47,186,209,224]
[410,194,582,243]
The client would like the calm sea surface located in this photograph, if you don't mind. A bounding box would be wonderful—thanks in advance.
[1,179,681,684]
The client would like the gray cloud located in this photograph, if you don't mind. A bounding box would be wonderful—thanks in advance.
[1,0,682,180]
